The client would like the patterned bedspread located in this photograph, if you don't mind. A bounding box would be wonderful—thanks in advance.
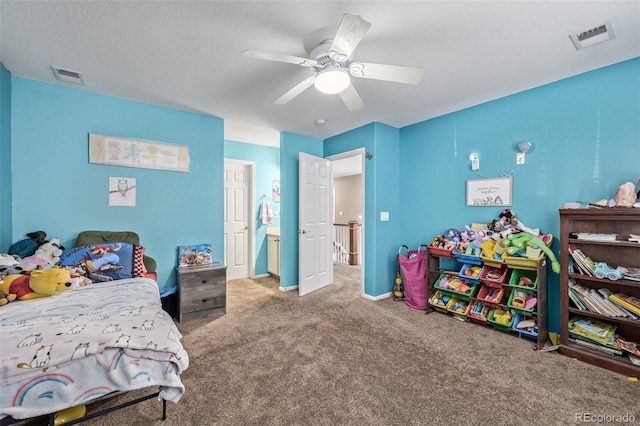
[0,277,189,421]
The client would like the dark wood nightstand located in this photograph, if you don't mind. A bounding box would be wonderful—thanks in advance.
[176,263,226,322]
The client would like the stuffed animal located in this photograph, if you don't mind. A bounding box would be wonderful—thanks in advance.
[0,267,72,301]
[0,290,17,306]
[63,266,93,288]
[18,256,50,272]
[8,231,48,257]
[34,238,64,266]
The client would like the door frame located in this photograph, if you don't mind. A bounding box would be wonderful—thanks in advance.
[224,159,256,279]
[327,147,365,297]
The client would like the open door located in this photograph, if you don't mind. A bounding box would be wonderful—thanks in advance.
[299,152,332,296]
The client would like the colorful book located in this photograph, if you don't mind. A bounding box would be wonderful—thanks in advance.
[568,316,617,346]
[177,243,214,267]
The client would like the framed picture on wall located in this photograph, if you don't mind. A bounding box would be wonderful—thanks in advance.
[466,177,512,206]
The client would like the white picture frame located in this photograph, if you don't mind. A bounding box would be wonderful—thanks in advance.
[466,177,512,206]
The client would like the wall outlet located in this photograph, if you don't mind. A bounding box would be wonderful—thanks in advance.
[380,212,389,221]
[516,152,526,164]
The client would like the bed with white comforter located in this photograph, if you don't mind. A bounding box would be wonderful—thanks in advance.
[0,277,189,421]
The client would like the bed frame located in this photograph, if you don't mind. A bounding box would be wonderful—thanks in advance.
[0,388,167,425]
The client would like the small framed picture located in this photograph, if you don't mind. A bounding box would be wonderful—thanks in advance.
[177,243,214,267]
[466,177,512,206]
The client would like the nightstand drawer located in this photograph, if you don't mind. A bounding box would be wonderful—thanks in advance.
[176,264,226,322]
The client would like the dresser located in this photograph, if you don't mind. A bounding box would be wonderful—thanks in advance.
[176,263,226,322]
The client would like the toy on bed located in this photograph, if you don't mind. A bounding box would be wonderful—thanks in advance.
[8,230,48,257]
[0,230,186,425]
[0,266,72,301]
[33,237,64,265]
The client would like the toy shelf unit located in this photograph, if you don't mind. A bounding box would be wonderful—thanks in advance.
[426,247,548,349]
[559,208,640,377]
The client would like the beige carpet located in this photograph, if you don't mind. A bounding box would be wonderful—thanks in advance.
[20,263,639,425]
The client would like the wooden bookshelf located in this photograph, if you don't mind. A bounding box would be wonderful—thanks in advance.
[559,208,640,377]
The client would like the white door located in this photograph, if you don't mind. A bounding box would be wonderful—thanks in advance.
[299,152,332,296]
[224,160,250,280]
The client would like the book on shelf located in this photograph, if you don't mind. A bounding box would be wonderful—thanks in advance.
[597,288,640,320]
[568,286,586,310]
[568,244,595,276]
[574,233,618,242]
[618,266,640,282]
[568,316,618,346]
[610,293,640,317]
[569,336,624,356]
[615,337,640,358]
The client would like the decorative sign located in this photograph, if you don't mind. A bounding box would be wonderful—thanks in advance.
[89,134,189,172]
[466,177,512,206]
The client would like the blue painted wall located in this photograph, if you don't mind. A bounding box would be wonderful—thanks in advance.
[0,63,11,250]
[398,57,640,331]
[9,77,224,290]
[325,123,401,297]
[279,132,323,288]
[224,139,280,275]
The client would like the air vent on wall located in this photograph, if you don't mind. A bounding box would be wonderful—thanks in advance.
[570,21,616,51]
[51,66,85,85]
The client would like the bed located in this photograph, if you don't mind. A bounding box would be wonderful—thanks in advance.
[0,231,188,425]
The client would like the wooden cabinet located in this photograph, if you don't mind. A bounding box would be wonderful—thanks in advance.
[426,249,548,349]
[558,208,640,376]
[267,234,280,277]
[176,264,226,322]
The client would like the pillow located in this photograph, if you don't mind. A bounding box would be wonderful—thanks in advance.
[59,242,135,283]
[132,245,148,277]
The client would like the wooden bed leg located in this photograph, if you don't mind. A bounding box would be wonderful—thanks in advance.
[162,399,167,421]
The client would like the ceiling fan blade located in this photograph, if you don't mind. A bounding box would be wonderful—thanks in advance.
[274,76,315,105]
[339,84,364,111]
[329,14,371,62]
[242,49,317,67]
[349,62,423,85]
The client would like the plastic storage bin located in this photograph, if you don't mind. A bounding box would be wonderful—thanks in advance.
[428,246,453,258]
[467,300,491,324]
[507,288,537,313]
[509,268,538,291]
[446,297,471,318]
[480,264,510,287]
[477,284,506,307]
[488,308,515,332]
[434,274,479,299]
[428,290,449,313]
[512,313,538,340]
[459,263,483,284]
[453,250,482,265]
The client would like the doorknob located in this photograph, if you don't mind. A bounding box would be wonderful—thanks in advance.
[244,225,249,230]
[299,229,308,234]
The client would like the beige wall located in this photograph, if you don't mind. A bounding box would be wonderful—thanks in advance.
[334,174,362,224]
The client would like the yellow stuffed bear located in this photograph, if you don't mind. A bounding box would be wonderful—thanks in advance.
[0,267,72,301]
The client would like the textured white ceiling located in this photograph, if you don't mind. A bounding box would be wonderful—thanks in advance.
[1,1,639,142]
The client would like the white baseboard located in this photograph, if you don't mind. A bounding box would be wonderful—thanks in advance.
[363,291,392,301]
[279,285,299,292]
[252,273,270,278]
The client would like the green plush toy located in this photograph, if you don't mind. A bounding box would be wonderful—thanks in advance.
[504,233,560,274]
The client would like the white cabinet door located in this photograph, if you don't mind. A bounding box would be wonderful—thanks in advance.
[267,235,280,277]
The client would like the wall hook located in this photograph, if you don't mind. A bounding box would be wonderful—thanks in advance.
[365,152,372,160]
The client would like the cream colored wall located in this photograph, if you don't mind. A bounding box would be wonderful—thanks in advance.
[334,174,362,224]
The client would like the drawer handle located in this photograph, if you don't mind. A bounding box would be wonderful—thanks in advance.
[202,279,208,284]
[202,298,208,303]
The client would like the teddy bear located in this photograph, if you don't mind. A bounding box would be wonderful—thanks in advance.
[34,238,64,266]
[62,266,93,288]
[0,266,72,301]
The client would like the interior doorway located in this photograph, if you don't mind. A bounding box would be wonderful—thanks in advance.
[328,149,365,296]
[224,159,255,280]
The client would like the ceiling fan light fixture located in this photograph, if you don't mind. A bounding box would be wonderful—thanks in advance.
[314,68,350,94]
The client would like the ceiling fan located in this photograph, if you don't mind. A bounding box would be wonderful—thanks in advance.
[242,13,423,111]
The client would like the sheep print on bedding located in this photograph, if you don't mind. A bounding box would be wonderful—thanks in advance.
[0,277,189,421]
[59,242,138,283]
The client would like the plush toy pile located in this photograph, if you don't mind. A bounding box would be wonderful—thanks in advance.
[0,231,88,306]
[429,209,561,274]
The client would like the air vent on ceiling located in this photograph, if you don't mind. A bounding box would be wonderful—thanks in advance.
[51,66,85,85]
[570,21,616,51]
